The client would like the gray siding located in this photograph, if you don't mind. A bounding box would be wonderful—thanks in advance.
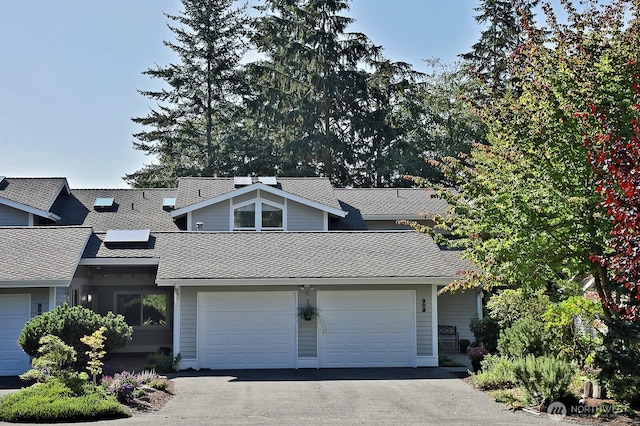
[0,204,29,226]
[260,191,284,205]
[55,287,69,307]
[0,288,48,318]
[437,289,479,343]
[287,200,324,231]
[191,201,230,231]
[416,285,433,356]
[297,290,317,358]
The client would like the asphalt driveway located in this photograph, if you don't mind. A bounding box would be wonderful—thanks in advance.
[0,368,572,425]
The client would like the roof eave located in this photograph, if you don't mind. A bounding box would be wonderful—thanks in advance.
[0,279,71,288]
[0,196,61,222]
[156,276,458,287]
[171,182,346,218]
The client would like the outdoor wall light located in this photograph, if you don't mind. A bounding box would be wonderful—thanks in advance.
[87,294,93,303]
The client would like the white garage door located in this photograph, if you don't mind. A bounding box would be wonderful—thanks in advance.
[318,290,416,368]
[0,294,31,376]
[197,292,297,369]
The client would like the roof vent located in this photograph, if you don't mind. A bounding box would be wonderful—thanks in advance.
[234,176,252,187]
[162,197,177,211]
[94,197,115,211]
[195,222,204,231]
[104,229,151,244]
[258,176,277,186]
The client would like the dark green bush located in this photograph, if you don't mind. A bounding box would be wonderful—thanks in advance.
[497,317,550,359]
[471,355,516,390]
[146,353,175,373]
[469,315,500,352]
[18,304,133,369]
[0,378,129,422]
[511,354,576,406]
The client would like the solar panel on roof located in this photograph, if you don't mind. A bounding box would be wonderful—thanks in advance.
[104,229,151,243]
[234,176,252,187]
[94,197,115,211]
[258,176,277,186]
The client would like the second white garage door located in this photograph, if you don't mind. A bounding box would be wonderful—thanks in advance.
[197,291,297,369]
[318,290,416,368]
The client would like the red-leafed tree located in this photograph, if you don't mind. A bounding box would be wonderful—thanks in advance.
[585,60,640,322]
[582,60,640,405]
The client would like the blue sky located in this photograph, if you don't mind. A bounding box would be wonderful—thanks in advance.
[0,1,481,188]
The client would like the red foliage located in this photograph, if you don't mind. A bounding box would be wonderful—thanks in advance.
[584,61,640,322]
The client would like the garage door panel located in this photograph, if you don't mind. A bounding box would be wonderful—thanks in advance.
[319,290,415,368]
[0,295,31,376]
[197,292,296,370]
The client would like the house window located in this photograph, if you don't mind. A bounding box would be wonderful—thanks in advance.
[262,204,283,229]
[232,199,284,231]
[233,203,256,229]
[116,293,167,327]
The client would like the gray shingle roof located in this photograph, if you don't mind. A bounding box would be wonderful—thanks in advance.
[0,226,92,284]
[51,189,179,232]
[175,177,341,210]
[83,230,466,281]
[335,188,449,218]
[0,177,68,213]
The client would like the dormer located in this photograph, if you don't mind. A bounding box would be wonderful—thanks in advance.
[171,177,346,232]
[0,177,69,226]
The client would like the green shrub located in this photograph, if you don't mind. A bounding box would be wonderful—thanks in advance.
[602,374,640,407]
[469,315,500,352]
[471,355,516,390]
[146,353,175,373]
[542,296,603,367]
[487,288,551,328]
[511,354,576,406]
[148,378,169,391]
[0,378,129,422]
[19,335,77,383]
[497,317,550,359]
[18,304,132,370]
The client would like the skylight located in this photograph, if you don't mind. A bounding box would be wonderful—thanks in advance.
[162,197,177,211]
[104,229,151,244]
[94,197,115,211]
[258,176,277,186]
[234,176,252,187]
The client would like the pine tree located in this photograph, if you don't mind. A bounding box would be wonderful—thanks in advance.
[125,0,249,188]
[461,0,538,95]
[247,0,380,185]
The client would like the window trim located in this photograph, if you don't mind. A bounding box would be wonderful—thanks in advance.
[114,291,170,329]
[230,190,286,231]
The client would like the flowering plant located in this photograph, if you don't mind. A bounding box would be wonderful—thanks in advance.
[467,346,489,361]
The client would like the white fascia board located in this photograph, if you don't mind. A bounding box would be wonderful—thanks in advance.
[156,276,458,287]
[79,258,160,266]
[0,196,61,222]
[0,279,70,288]
[171,182,346,219]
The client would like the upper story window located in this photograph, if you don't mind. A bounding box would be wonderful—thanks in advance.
[232,199,284,231]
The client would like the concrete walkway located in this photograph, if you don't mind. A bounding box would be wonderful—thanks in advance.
[1,368,576,425]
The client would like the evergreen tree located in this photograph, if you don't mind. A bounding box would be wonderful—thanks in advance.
[247,0,425,187]
[461,0,538,95]
[125,0,249,188]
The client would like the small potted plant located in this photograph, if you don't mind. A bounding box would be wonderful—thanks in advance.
[297,304,319,321]
[467,346,488,373]
[459,339,470,353]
